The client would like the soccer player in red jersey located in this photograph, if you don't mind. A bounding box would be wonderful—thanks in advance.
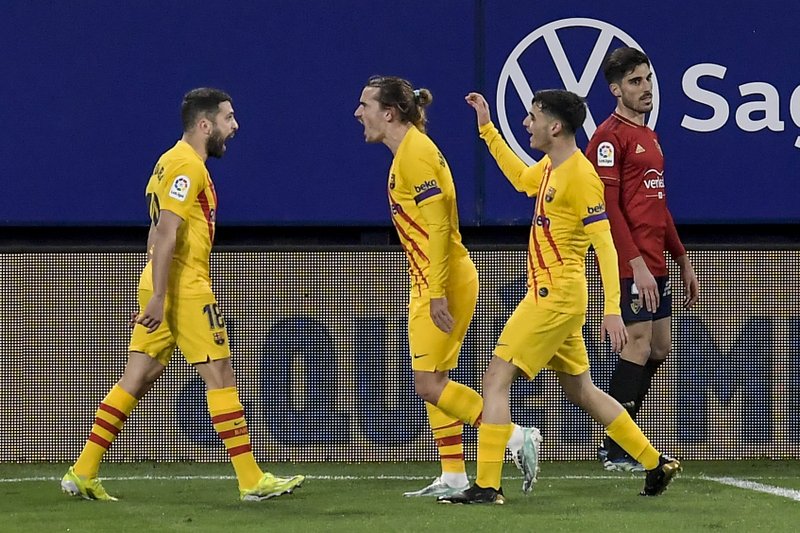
[586,47,700,471]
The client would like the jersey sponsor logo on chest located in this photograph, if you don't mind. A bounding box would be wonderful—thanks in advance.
[534,214,551,228]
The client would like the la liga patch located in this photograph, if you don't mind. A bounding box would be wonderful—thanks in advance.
[597,141,615,167]
[169,175,190,201]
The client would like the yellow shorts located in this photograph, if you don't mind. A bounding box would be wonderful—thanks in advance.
[128,287,231,366]
[494,292,589,379]
[408,275,478,372]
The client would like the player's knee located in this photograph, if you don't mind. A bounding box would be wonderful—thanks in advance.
[413,373,446,403]
[650,344,671,360]
[118,370,160,399]
[413,380,435,403]
[622,339,651,365]
[562,385,588,409]
[561,380,599,410]
[481,366,513,398]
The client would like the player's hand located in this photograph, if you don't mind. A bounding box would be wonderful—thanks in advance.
[128,311,139,329]
[430,297,455,333]
[601,314,628,353]
[679,259,699,308]
[630,257,659,313]
[137,295,165,333]
[465,92,491,127]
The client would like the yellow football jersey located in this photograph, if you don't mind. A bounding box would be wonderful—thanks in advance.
[140,140,218,295]
[480,122,619,315]
[387,127,473,297]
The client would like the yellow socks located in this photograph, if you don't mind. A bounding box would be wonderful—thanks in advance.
[435,380,484,427]
[476,422,514,490]
[427,381,485,485]
[605,410,660,470]
[426,402,467,482]
[207,387,262,489]
[74,384,137,478]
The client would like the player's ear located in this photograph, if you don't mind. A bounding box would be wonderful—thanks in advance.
[196,117,211,135]
[609,83,622,98]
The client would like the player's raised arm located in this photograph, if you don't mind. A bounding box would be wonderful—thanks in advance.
[465,92,491,127]
[466,92,542,196]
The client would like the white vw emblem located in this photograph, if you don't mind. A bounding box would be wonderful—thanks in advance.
[496,18,659,165]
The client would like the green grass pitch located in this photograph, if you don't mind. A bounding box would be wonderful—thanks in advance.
[2,461,800,532]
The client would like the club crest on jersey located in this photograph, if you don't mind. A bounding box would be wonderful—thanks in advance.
[213,332,226,345]
[389,173,396,189]
[169,175,190,201]
[630,299,642,314]
[597,141,614,167]
[545,186,556,202]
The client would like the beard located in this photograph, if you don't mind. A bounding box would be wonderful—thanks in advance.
[206,127,227,159]
[622,93,652,114]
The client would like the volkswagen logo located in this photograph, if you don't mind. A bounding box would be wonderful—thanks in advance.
[496,17,659,164]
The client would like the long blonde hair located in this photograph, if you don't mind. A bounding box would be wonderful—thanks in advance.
[366,75,433,132]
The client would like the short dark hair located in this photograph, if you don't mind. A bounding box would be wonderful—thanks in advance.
[181,88,232,132]
[365,75,433,132]
[602,47,650,85]
[532,89,587,135]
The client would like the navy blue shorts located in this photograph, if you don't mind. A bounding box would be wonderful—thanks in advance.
[620,276,672,323]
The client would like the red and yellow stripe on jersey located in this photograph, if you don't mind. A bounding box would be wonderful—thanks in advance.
[479,122,621,315]
[387,126,475,298]
[141,140,218,295]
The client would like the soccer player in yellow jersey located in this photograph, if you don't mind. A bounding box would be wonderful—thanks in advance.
[355,76,542,497]
[61,88,304,502]
[439,90,681,505]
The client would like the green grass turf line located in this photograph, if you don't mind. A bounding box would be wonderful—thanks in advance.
[1,461,800,533]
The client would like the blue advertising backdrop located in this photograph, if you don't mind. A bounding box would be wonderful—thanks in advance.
[2,1,798,225]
